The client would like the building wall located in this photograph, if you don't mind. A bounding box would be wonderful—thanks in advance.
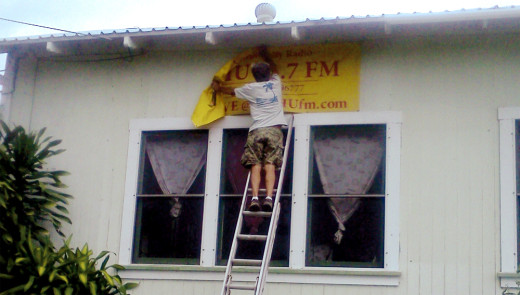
[7,32,520,294]
[360,34,519,295]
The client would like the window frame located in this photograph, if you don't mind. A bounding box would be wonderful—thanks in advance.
[499,107,520,288]
[119,112,402,286]
[290,112,401,271]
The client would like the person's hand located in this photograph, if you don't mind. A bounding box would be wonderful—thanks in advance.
[211,80,221,92]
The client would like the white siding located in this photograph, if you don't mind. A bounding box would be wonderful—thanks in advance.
[7,32,520,294]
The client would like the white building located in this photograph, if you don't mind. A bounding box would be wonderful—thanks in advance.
[1,6,520,295]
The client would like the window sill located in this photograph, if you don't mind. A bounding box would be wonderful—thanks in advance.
[498,272,520,288]
[118,264,401,286]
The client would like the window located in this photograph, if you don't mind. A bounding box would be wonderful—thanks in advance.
[306,125,385,268]
[119,112,401,285]
[216,128,293,267]
[132,130,207,264]
[499,107,520,288]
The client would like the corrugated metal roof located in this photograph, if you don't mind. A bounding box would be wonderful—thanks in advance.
[1,5,520,48]
[0,19,312,42]
[0,6,515,41]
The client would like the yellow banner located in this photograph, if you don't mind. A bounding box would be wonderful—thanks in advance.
[191,43,360,127]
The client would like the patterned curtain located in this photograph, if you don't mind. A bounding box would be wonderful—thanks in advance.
[312,126,384,244]
[145,132,208,216]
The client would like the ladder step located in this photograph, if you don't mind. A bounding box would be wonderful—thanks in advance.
[243,211,272,217]
[228,283,257,291]
[232,259,262,266]
[238,234,267,241]
[247,188,277,193]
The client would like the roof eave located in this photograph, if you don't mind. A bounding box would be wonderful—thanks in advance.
[1,6,520,54]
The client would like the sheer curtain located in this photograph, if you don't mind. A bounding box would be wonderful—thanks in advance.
[145,132,208,216]
[312,126,384,244]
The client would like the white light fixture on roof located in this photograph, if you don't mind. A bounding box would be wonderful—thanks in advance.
[255,3,276,23]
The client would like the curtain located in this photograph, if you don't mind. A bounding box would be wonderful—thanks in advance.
[312,126,384,244]
[145,132,208,216]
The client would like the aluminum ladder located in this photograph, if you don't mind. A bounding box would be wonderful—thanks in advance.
[220,115,294,295]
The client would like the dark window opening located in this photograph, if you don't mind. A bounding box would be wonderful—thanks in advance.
[217,128,293,266]
[306,125,386,268]
[132,130,208,264]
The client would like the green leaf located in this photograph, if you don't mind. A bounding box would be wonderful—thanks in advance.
[109,264,125,271]
[0,273,14,279]
[79,260,87,271]
[24,276,35,292]
[36,127,46,142]
[112,275,122,285]
[55,274,69,284]
[123,282,140,290]
[53,287,62,295]
[49,269,56,282]
[40,139,62,153]
[3,233,13,243]
[101,270,114,286]
[95,250,110,261]
[100,255,110,270]
[38,265,46,276]
[64,287,74,295]
[0,284,25,295]
[79,273,88,286]
[89,281,97,295]
[15,257,29,264]
[56,205,69,214]
[80,244,89,255]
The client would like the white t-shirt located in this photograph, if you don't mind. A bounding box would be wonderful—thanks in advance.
[234,74,287,131]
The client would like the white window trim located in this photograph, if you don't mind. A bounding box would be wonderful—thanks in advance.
[499,107,520,288]
[119,111,402,286]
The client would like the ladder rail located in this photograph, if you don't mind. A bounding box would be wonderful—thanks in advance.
[256,115,294,295]
[220,172,252,295]
[221,114,294,295]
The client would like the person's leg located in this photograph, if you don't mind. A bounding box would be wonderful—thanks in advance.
[261,127,283,212]
[240,130,263,211]
[264,164,276,198]
[262,163,276,211]
[250,164,262,197]
[248,164,262,211]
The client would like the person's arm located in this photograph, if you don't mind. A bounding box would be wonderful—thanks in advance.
[210,80,234,106]
[258,45,278,74]
[211,80,235,96]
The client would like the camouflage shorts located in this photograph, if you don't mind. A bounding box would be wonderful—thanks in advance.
[240,126,284,169]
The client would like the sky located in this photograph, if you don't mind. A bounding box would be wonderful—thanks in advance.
[1,0,520,39]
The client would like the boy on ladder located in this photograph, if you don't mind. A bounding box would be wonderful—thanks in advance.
[212,46,287,212]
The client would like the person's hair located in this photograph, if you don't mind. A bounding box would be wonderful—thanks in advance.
[251,62,271,82]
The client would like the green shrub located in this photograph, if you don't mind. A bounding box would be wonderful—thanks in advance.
[1,234,137,295]
[0,121,71,244]
[0,122,137,294]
